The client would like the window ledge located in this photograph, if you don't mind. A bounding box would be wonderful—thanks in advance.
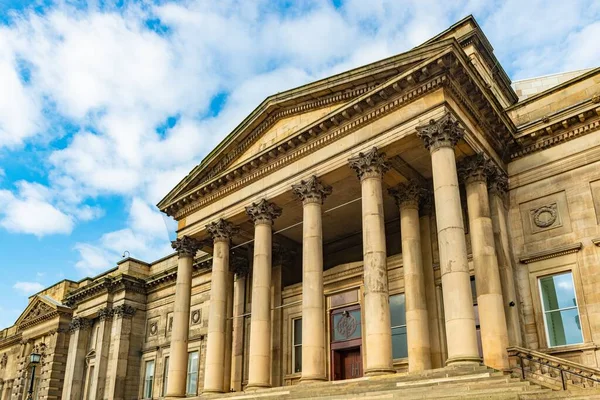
[539,342,599,355]
[518,242,582,264]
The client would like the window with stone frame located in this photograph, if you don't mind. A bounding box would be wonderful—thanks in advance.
[186,351,199,395]
[143,360,154,399]
[539,271,583,347]
[162,356,169,397]
[389,293,407,359]
[292,318,302,373]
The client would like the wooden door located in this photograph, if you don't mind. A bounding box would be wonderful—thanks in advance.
[339,348,362,379]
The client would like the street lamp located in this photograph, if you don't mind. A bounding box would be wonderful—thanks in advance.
[27,353,41,400]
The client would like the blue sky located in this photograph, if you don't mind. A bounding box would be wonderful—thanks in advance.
[0,0,599,329]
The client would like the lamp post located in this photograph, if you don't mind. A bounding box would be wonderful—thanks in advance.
[27,353,41,400]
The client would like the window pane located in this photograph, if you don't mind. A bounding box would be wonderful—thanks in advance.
[332,310,361,341]
[294,346,302,373]
[546,309,583,347]
[540,273,578,311]
[186,352,199,395]
[294,319,302,345]
[162,357,169,396]
[389,294,406,327]
[391,326,408,359]
[470,277,477,303]
[144,361,154,398]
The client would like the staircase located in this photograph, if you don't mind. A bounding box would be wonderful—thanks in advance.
[201,365,600,399]
[508,346,600,391]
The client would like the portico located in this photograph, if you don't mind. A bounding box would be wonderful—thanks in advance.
[157,25,520,394]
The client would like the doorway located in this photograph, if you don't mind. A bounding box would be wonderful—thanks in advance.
[332,347,362,380]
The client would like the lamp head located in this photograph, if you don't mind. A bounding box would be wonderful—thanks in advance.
[29,353,41,365]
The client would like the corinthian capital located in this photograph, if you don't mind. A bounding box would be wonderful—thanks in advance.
[348,147,390,181]
[245,199,282,225]
[388,180,425,209]
[458,154,495,184]
[68,317,91,333]
[416,112,465,152]
[292,175,332,205]
[206,219,239,243]
[171,235,202,258]
[488,168,508,198]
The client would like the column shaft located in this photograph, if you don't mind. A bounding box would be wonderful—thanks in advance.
[203,239,230,393]
[399,202,431,371]
[166,255,194,397]
[247,222,273,389]
[362,175,394,374]
[490,190,522,347]
[301,201,326,382]
[223,271,234,392]
[466,178,509,370]
[231,274,247,391]
[431,146,479,365]
[419,213,444,368]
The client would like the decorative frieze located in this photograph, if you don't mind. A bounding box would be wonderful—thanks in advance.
[113,304,136,319]
[206,219,239,242]
[171,235,203,258]
[416,112,465,152]
[388,180,425,209]
[457,153,495,184]
[68,317,92,333]
[348,147,390,181]
[291,175,332,205]
[245,199,282,225]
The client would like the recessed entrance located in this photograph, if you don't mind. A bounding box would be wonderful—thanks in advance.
[330,305,363,381]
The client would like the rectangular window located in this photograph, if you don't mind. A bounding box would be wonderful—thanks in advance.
[292,318,302,373]
[162,357,169,397]
[539,272,583,347]
[143,360,154,399]
[389,294,407,359]
[186,351,199,395]
[470,277,483,357]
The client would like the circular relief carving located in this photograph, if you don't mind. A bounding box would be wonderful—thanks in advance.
[149,322,158,336]
[532,205,557,228]
[191,310,201,325]
[336,312,358,339]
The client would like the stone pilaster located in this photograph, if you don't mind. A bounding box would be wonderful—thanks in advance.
[458,154,509,371]
[389,180,431,372]
[61,317,91,400]
[488,171,525,348]
[416,113,480,366]
[204,219,238,393]
[292,176,331,383]
[105,304,137,399]
[90,307,114,400]
[349,148,394,375]
[245,200,282,390]
[166,236,202,398]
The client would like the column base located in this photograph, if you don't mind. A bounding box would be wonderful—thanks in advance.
[299,376,327,384]
[202,389,224,395]
[364,368,396,376]
[245,383,271,392]
[445,356,482,367]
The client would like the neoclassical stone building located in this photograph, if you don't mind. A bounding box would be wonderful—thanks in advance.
[2,15,600,400]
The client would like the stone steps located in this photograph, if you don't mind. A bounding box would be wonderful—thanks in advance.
[200,365,600,399]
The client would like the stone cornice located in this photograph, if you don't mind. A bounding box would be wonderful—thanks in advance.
[0,332,22,350]
[64,275,146,308]
[18,310,70,332]
[165,46,513,219]
[518,242,582,264]
[145,257,212,293]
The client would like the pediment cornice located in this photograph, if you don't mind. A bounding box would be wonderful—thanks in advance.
[162,42,515,220]
[15,297,71,332]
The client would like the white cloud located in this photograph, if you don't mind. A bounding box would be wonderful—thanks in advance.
[13,281,45,295]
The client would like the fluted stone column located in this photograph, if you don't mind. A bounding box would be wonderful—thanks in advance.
[166,236,202,398]
[245,199,282,390]
[231,257,249,392]
[459,155,509,371]
[203,219,238,393]
[292,175,332,382]
[419,193,444,368]
[349,147,395,376]
[416,113,480,366]
[489,171,523,347]
[389,181,431,372]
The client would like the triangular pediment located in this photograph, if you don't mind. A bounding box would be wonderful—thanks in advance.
[15,295,69,328]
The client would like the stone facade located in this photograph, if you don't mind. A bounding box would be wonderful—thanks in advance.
[2,14,600,400]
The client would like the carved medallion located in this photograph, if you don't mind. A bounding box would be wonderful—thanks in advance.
[191,310,202,325]
[336,312,358,339]
[531,204,558,228]
[148,321,158,336]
